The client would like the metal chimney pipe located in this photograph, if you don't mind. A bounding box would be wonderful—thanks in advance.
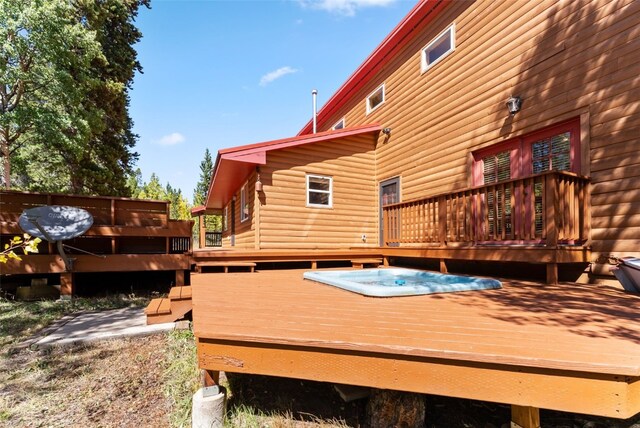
[312,89,318,134]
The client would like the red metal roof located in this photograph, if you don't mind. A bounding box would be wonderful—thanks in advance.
[205,124,382,209]
[297,0,450,136]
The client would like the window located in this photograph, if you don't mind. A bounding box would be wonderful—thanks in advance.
[240,183,249,222]
[306,174,332,208]
[366,84,385,115]
[472,119,581,238]
[421,23,455,73]
[472,119,580,185]
[332,118,345,130]
[223,205,228,231]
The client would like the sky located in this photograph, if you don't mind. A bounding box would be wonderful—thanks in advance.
[129,0,417,201]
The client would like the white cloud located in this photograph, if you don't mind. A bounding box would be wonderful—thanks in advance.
[297,0,397,16]
[155,132,185,146]
[259,66,299,87]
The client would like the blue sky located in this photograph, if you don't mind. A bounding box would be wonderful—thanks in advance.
[129,0,416,201]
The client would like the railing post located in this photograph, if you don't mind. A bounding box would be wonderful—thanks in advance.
[199,214,206,249]
[438,196,447,246]
[382,208,389,247]
[544,174,559,247]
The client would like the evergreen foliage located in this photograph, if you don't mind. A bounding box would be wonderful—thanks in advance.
[1,0,148,195]
[193,148,221,232]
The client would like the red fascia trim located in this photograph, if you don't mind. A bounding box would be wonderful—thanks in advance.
[191,205,206,215]
[220,123,382,157]
[298,0,450,136]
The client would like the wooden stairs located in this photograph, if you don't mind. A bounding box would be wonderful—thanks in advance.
[145,286,193,325]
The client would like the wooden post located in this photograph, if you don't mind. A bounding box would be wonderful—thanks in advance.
[199,214,206,249]
[175,270,185,287]
[438,196,447,246]
[60,272,74,297]
[546,263,558,285]
[439,259,448,273]
[383,256,390,267]
[511,405,540,428]
[202,369,220,387]
[544,174,558,247]
[311,261,318,270]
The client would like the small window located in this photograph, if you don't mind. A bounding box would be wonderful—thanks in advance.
[240,183,249,222]
[332,118,345,130]
[531,132,571,174]
[483,151,511,184]
[306,174,332,208]
[366,84,385,115]
[421,23,455,73]
[223,205,228,231]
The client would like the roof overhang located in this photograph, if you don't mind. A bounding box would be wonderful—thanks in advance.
[205,124,382,209]
[298,0,451,135]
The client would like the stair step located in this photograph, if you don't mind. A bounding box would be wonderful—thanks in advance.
[169,286,192,301]
[145,298,171,316]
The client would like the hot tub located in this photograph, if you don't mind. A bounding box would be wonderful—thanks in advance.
[303,268,502,297]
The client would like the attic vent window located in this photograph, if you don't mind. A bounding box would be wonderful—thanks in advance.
[421,23,455,73]
[366,84,385,115]
[332,118,345,130]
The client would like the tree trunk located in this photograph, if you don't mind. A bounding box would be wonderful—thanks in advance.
[366,389,426,428]
[1,137,10,189]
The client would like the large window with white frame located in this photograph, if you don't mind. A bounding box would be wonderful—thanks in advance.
[421,23,455,73]
[331,118,345,130]
[240,182,249,222]
[366,84,385,115]
[306,174,332,208]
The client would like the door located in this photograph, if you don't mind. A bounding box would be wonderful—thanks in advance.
[379,177,400,246]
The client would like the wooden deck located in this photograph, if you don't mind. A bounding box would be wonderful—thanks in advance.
[193,269,640,421]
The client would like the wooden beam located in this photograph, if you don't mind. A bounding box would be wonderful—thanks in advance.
[511,405,540,428]
[196,339,639,418]
[439,258,448,273]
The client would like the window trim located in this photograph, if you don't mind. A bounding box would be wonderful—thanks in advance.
[421,23,455,73]
[365,83,385,115]
[331,117,345,130]
[306,174,333,208]
[222,205,228,231]
[240,182,249,223]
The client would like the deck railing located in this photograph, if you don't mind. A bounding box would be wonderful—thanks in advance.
[205,231,223,247]
[383,171,590,247]
[0,190,194,255]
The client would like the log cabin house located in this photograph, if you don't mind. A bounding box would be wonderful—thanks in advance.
[192,2,640,425]
[193,0,639,286]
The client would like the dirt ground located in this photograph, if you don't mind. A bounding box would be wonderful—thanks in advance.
[0,335,170,428]
[1,332,640,428]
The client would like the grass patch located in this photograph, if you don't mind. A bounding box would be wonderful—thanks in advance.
[0,295,149,350]
[164,329,200,428]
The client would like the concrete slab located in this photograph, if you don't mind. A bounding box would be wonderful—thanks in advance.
[34,307,178,349]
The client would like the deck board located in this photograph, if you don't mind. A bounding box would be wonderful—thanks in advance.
[193,269,640,376]
[192,268,640,417]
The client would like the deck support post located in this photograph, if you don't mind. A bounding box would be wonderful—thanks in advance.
[510,405,540,428]
[193,369,225,428]
[311,261,317,269]
[546,263,558,285]
[383,256,390,267]
[59,272,74,298]
[175,270,185,287]
[439,259,447,273]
